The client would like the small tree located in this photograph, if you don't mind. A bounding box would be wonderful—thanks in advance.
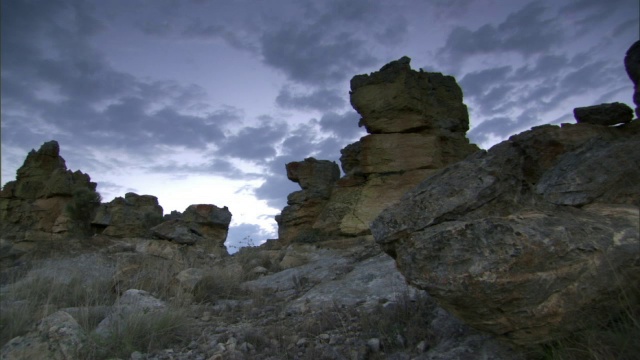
[66,187,102,234]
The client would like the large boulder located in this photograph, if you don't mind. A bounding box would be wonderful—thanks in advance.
[573,102,633,126]
[92,192,163,238]
[0,141,98,242]
[372,121,640,346]
[350,56,470,136]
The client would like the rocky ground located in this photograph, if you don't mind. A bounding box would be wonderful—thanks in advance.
[1,236,527,360]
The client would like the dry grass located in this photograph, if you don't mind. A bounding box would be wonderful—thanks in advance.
[84,308,195,359]
[0,273,115,346]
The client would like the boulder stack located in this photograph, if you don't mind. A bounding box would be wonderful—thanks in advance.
[276,57,479,243]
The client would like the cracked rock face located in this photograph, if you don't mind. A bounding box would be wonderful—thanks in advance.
[372,121,640,346]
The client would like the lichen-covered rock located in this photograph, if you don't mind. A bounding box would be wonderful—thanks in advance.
[372,121,640,346]
[0,141,98,241]
[573,102,633,126]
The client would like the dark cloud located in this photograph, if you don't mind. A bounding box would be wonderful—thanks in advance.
[315,111,365,140]
[261,26,376,85]
[217,120,289,161]
[459,66,512,97]
[145,158,259,180]
[430,0,473,18]
[374,16,408,46]
[181,19,256,51]
[560,0,636,27]
[438,2,562,65]
[276,87,346,112]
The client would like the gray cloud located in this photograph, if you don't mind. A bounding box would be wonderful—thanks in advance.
[438,2,563,65]
[315,111,365,140]
[217,120,289,161]
[261,26,376,85]
[276,87,346,112]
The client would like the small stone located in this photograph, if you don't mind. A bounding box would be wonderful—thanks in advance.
[366,338,381,352]
[416,340,429,353]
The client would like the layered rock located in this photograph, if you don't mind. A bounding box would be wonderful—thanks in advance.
[151,204,231,256]
[372,121,640,346]
[91,192,163,238]
[275,158,340,242]
[0,141,98,241]
[276,57,478,243]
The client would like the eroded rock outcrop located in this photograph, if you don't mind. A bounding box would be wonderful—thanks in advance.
[276,57,479,243]
[91,192,163,238]
[0,141,98,242]
[151,204,231,256]
[275,158,340,242]
[372,121,640,346]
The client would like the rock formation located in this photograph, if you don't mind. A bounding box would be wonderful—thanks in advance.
[624,40,640,117]
[151,204,231,256]
[0,140,98,242]
[276,57,479,243]
[573,102,633,125]
[372,120,640,345]
[91,192,163,238]
[275,158,340,242]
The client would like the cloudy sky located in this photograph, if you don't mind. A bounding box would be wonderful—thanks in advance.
[2,0,638,250]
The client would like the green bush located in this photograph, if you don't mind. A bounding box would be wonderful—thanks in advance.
[66,187,102,231]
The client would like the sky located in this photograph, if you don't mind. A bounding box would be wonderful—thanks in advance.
[2,0,638,251]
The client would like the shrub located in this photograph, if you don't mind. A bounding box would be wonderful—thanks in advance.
[66,187,102,232]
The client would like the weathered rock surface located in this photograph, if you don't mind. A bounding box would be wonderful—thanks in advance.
[151,204,231,255]
[276,158,340,242]
[625,40,640,117]
[372,121,640,346]
[0,141,98,242]
[276,57,478,242]
[573,102,633,126]
[1,311,87,360]
[91,192,163,238]
[94,289,167,338]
